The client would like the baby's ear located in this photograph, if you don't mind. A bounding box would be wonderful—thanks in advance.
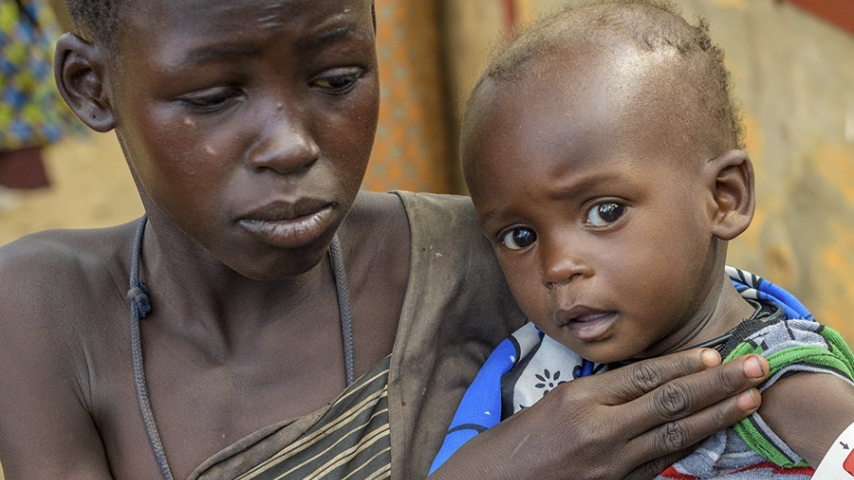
[705,149,755,240]
[54,33,116,132]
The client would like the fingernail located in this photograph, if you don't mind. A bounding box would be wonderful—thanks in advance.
[737,390,759,411]
[701,349,721,367]
[743,356,766,378]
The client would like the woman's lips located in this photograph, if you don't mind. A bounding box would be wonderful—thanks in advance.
[238,204,334,249]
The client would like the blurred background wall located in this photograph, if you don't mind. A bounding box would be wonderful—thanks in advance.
[1,0,853,343]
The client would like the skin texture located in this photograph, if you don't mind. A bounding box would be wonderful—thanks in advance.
[462,33,854,471]
[0,0,777,479]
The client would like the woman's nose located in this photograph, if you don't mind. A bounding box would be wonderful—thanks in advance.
[247,101,321,174]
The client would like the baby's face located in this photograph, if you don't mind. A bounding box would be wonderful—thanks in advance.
[464,48,724,364]
[109,0,378,279]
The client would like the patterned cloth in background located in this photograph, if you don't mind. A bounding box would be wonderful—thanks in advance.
[430,267,854,478]
[0,0,81,151]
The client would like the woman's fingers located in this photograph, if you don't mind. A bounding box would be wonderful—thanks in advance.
[603,352,767,477]
[631,353,765,430]
[597,349,724,404]
[596,350,767,431]
[564,351,768,478]
[432,351,770,480]
[629,387,761,462]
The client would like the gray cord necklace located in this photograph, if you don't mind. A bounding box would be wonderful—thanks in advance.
[126,214,355,480]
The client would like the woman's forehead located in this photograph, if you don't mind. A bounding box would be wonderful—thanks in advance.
[116,0,373,47]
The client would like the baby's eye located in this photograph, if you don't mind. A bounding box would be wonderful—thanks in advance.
[311,69,364,94]
[501,228,537,250]
[585,202,625,227]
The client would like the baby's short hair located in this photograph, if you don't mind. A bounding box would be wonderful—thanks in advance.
[65,0,121,50]
[469,0,744,151]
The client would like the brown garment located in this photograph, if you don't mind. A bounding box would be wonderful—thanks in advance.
[187,192,527,479]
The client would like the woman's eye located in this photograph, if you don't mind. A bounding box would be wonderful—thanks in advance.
[312,70,364,93]
[586,202,625,227]
[180,87,240,110]
[501,228,537,250]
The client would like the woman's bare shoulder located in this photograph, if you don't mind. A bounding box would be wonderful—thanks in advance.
[0,220,138,270]
[0,224,142,479]
[0,220,139,325]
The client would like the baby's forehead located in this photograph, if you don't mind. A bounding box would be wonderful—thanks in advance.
[462,47,715,176]
[475,44,688,127]
[467,43,725,154]
[483,2,700,80]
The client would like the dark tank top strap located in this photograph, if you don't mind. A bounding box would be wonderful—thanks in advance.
[329,235,355,387]
[127,214,174,480]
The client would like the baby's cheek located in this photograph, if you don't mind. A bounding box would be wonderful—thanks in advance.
[497,257,549,319]
[517,283,552,324]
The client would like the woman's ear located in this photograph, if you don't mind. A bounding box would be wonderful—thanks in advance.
[705,149,755,241]
[54,33,116,132]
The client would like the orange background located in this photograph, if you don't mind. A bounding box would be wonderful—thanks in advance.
[364,0,454,193]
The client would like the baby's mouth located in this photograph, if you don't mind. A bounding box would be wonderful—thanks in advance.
[555,306,618,342]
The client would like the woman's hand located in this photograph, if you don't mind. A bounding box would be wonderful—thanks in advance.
[430,348,768,480]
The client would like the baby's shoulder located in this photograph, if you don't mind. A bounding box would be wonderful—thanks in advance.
[741,319,854,466]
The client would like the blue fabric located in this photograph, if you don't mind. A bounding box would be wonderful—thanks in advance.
[726,267,813,321]
[428,339,519,473]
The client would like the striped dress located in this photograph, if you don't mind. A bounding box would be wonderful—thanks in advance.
[190,357,392,480]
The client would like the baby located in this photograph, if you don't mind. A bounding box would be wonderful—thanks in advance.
[431,0,854,477]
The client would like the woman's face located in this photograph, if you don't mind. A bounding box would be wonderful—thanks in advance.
[109,0,379,279]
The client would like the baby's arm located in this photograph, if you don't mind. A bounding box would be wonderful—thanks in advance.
[760,372,854,467]
[721,318,854,469]
[0,239,114,479]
